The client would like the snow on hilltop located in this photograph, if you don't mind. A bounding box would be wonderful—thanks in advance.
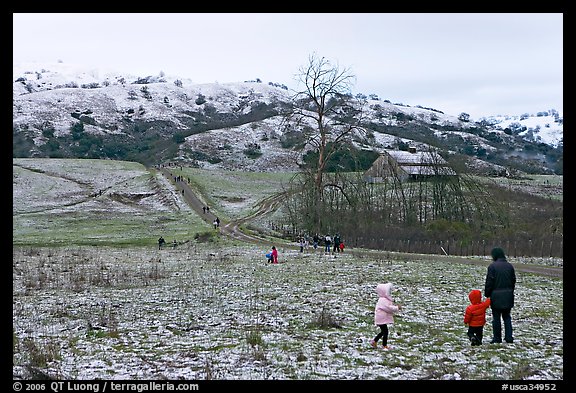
[13,61,563,173]
[13,61,291,137]
[486,112,563,147]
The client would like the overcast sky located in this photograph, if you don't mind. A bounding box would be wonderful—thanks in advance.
[13,13,563,120]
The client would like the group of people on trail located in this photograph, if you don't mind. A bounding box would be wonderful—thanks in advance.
[370,247,516,350]
[294,233,345,254]
[303,233,346,253]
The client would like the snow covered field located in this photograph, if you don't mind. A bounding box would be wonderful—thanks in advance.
[13,243,563,381]
[12,158,563,381]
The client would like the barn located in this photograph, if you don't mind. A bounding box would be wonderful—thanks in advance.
[363,147,457,183]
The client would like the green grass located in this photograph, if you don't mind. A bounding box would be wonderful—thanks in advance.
[13,211,209,247]
[472,174,563,201]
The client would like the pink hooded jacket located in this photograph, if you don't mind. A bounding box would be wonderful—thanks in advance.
[374,283,400,325]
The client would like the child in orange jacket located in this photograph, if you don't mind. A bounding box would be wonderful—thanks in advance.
[464,289,491,346]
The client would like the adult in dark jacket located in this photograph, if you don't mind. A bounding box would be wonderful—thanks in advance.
[484,247,516,343]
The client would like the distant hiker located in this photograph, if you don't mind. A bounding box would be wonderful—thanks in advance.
[203,206,206,214]
[313,234,320,250]
[215,217,220,227]
[206,206,210,213]
[298,237,304,253]
[339,241,345,253]
[324,234,332,254]
[271,246,279,264]
[213,219,218,229]
[464,289,491,346]
[158,237,165,250]
[333,234,341,253]
[370,283,401,350]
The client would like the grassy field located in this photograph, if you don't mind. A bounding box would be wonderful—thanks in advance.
[13,243,563,381]
[13,159,211,247]
[12,158,563,382]
[472,174,563,202]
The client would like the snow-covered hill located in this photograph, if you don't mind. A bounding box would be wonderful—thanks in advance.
[13,61,563,174]
[482,113,563,147]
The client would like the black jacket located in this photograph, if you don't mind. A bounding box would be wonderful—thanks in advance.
[484,258,516,310]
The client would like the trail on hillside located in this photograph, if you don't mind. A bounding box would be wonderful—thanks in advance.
[158,167,271,245]
[158,167,562,279]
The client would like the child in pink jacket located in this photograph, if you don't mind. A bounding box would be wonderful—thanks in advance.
[371,282,401,350]
[271,246,278,264]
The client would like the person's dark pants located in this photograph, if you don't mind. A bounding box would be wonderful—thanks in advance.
[373,324,389,346]
[491,308,513,343]
[467,326,484,345]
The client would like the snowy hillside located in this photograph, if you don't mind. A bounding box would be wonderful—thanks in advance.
[484,113,563,147]
[13,61,290,136]
[13,61,563,174]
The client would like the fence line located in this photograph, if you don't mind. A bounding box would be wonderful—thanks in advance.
[348,237,563,258]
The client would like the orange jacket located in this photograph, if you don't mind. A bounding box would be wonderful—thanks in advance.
[464,289,491,327]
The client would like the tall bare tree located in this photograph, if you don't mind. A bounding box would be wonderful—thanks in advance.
[285,53,365,232]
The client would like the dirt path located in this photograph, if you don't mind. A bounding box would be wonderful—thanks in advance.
[159,167,265,244]
[158,168,563,279]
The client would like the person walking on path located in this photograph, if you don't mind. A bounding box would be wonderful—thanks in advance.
[158,236,165,250]
[464,289,491,346]
[313,234,320,250]
[484,247,516,344]
[324,234,332,254]
[370,282,401,350]
[333,234,341,253]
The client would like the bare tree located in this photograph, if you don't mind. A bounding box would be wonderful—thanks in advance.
[285,53,365,232]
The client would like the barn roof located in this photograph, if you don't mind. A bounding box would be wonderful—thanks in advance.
[385,150,448,165]
[364,149,457,180]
